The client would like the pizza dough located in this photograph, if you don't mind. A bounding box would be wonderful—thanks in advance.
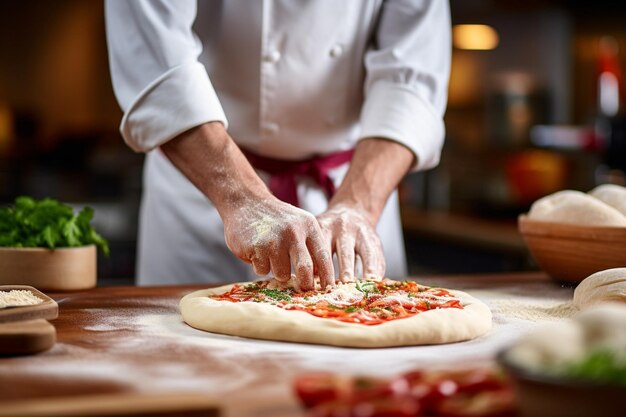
[573,268,626,309]
[180,280,492,348]
[528,190,626,226]
[589,184,626,217]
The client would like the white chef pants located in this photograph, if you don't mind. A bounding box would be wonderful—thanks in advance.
[136,150,407,286]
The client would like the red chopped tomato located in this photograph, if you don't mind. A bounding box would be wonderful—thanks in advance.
[296,368,516,417]
[450,369,508,395]
[400,369,512,416]
[351,376,410,402]
[402,371,458,407]
[295,374,410,409]
[294,373,351,408]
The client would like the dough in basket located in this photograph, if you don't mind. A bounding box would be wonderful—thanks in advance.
[588,184,626,217]
[528,190,626,226]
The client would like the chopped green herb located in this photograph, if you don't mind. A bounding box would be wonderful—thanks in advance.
[344,306,362,313]
[564,350,626,387]
[258,288,292,302]
[355,280,378,294]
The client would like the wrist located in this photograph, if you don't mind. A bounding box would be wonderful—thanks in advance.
[327,197,379,226]
[161,122,274,218]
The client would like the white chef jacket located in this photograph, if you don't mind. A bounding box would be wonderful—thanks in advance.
[105,0,450,285]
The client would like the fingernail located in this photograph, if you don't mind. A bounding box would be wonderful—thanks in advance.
[364,272,378,280]
[342,274,356,283]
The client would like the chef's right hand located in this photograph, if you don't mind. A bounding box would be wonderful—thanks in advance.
[222,197,335,291]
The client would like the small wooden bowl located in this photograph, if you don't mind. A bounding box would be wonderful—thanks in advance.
[498,349,625,417]
[518,215,626,284]
[0,245,96,291]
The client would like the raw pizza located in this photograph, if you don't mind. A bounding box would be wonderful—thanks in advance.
[180,278,492,347]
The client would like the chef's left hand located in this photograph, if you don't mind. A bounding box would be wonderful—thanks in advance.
[317,204,385,282]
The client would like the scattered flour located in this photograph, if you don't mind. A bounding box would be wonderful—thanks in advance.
[488,298,577,322]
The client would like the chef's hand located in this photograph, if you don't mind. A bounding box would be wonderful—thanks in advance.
[316,138,415,282]
[317,204,385,282]
[222,197,335,290]
[160,122,334,291]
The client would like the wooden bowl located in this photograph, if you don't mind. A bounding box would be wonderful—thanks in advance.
[518,215,626,284]
[0,246,96,291]
[498,349,625,417]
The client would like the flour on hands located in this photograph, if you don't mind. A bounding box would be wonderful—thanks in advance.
[223,197,334,290]
[317,204,385,282]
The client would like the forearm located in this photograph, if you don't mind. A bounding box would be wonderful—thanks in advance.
[160,122,272,218]
[329,138,414,224]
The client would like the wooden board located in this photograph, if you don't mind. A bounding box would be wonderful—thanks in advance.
[0,392,219,417]
[0,319,56,355]
[0,285,58,324]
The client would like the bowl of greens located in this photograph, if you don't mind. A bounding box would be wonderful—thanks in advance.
[498,304,626,417]
[0,196,109,290]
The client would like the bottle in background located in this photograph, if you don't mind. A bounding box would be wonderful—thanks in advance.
[594,36,626,185]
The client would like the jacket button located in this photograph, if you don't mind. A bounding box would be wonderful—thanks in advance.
[329,44,344,58]
[262,122,280,136]
[263,50,281,63]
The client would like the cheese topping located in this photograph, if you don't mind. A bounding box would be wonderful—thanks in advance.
[209,278,464,326]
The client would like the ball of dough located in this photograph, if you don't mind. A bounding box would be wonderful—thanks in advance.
[528,190,626,226]
[507,321,585,371]
[588,184,626,217]
[573,268,626,309]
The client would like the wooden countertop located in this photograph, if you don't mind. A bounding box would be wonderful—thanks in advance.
[0,273,567,417]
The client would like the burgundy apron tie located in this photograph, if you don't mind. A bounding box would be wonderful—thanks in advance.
[241,148,355,207]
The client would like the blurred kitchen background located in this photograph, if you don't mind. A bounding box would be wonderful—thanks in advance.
[1,0,625,284]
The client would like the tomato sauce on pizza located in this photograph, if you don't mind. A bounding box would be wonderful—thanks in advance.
[208,279,463,325]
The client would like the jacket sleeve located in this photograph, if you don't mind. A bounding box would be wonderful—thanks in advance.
[105,0,227,152]
[359,0,451,171]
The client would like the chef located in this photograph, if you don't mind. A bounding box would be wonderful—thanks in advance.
[105,0,450,290]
